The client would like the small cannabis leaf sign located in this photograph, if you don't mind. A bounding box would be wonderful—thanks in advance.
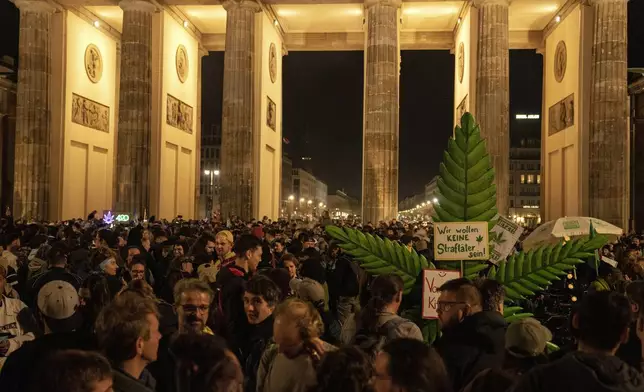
[103,211,115,225]
[476,235,483,243]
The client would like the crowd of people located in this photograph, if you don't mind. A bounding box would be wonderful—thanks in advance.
[0,213,643,392]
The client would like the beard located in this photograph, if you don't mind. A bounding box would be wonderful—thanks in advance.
[183,313,205,332]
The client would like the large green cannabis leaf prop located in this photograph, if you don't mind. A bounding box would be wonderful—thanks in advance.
[489,235,608,301]
[325,225,432,294]
[433,113,497,223]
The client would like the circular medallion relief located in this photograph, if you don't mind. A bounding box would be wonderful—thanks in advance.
[269,43,277,84]
[176,45,189,83]
[84,44,103,84]
[554,40,567,83]
[457,42,465,84]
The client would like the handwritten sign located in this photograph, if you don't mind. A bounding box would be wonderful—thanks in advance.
[433,222,489,260]
[422,269,462,319]
[489,216,524,265]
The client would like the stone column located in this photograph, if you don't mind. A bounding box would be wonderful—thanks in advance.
[588,0,628,228]
[362,0,400,224]
[220,0,260,220]
[11,0,55,220]
[474,0,510,216]
[115,0,155,216]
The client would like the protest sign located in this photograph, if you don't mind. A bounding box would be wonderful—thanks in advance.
[422,269,462,319]
[489,216,524,265]
[433,222,489,260]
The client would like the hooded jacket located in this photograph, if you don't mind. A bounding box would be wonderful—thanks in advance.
[434,310,506,391]
[510,351,644,392]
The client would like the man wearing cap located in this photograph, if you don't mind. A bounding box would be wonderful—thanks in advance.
[0,265,35,370]
[27,242,82,309]
[0,279,91,392]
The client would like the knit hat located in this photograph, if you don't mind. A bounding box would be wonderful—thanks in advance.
[505,317,552,357]
[216,230,234,245]
[37,280,83,332]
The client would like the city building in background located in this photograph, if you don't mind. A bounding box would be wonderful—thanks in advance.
[0,56,16,214]
[199,124,221,218]
[281,155,293,215]
[327,190,360,218]
[287,167,327,218]
[509,113,541,227]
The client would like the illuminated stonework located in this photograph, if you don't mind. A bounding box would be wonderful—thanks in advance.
[554,40,567,83]
[71,93,110,132]
[166,94,193,133]
[176,44,189,83]
[269,43,277,83]
[84,44,102,83]
[457,42,464,83]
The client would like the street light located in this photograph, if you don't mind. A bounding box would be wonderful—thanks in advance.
[214,169,220,176]
[307,200,313,205]
[433,198,438,203]
[204,170,210,175]
[300,197,305,203]
[288,195,295,201]
[319,202,323,207]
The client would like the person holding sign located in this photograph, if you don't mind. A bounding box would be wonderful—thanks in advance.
[434,278,506,392]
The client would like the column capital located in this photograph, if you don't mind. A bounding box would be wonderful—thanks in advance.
[364,0,402,10]
[119,0,157,13]
[11,0,55,13]
[223,0,261,12]
[472,0,510,7]
[588,0,626,4]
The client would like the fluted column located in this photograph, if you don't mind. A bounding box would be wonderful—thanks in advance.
[11,0,55,220]
[115,0,155,216]
[220,0,260,220]
[362,0,400,224]
[588,0,628,228]
[474,0,510,217]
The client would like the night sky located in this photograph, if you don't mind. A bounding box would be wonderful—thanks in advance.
[1,0,644,202]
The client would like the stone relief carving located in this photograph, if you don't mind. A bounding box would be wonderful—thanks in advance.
[457,95,468,122]
[84,44,103,84]
[548,93,574,135]
[266,96,276,131]
[269,43,277,83]
[71,93,109,132]
[457,42,465,84]
[176,45,189,83]
[554,40,567,83]
[166,94,193,134]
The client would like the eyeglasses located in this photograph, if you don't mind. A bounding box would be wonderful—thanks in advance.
[181,304,210,314]
[437,301,467,312]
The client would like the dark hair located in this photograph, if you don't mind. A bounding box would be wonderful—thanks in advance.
[95,292,159,363]
[310,346,373,392]
[47,242,69,267]
[577,290,631,351]
[474,278,505,312]
[171,333,240,392]
[439,278,482,307]
[79,273,113,327]
[174,278,214,307]
[3,231,20,247]
[29,350,112,392]
[130,254,147,268]
[358,274,404,333]
[300,259,326,285]
[382,339,452,392]
[400,235,414,246]
[261,268,291,301]
[244,275,281,307]
[233,234,262,257]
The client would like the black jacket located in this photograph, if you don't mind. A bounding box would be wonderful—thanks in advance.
[617,322,642,369]
[239,315,274,392]
[112,368,154,392]
[510,352,644,392]
[217,264,250,347]
[434,310,506,391]
[0,330,97,392]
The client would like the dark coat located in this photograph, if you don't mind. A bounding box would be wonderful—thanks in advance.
[510,352,644,392]
[434,310,507,391]
[112,368,154,392]
[217,264,251,348]
[239,315,274,392]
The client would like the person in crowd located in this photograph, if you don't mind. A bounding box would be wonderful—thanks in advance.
[0,264,35,368]
[510,291,644,392]
[215,230,236,268]
[434,278,506,391]
[309,346,373,392]
[28,350,113,392]
[617,281,644,367]
[1,232,20,271]
[325,241,360,326]
[240,275,280,392]
[257,298,334,392]
[0,278,91,392]
[399,235,414,252]
[190,233,217,262]
[341,274,422,352]
[171,333,243,392]
[127,256,148,283]
[95,292,161,392]
[373,338,452,392]
[121,279,177,337]
[273,239,288,265]
[283,254,300,281]
[217,234,262,347]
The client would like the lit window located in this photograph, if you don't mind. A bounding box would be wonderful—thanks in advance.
[537,175,541,184]
[527,175,534,184]
[520,175,526,184]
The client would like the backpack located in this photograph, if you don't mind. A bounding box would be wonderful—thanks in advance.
[352,317,407,358]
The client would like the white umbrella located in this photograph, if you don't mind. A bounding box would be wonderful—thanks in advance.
[522,217,623,250]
